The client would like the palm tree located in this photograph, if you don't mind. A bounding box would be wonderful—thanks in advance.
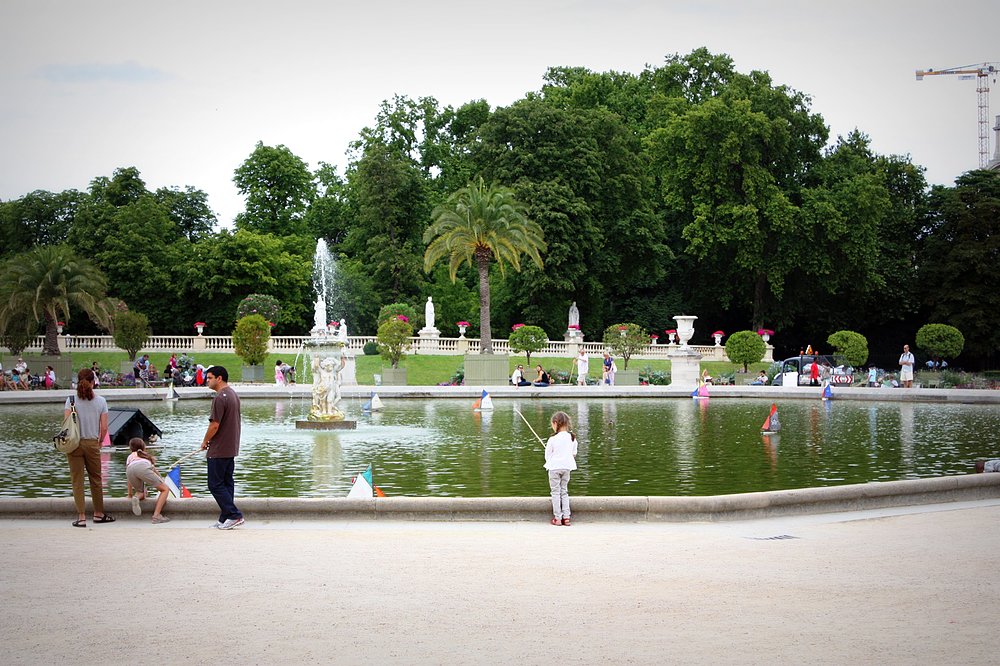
[0,245,113,356]
[424,178,545,354]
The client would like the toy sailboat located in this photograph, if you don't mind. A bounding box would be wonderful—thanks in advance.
[347,464,385,498]
[362,391,384,412]
[761,403,781,433]
[473,388,494,411]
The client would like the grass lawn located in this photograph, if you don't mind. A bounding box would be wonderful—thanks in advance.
[51,350,769,386]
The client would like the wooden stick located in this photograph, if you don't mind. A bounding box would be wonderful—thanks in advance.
[513,408,546,446]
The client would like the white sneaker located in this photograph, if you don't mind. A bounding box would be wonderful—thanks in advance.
[209,521,223,529]
[219,517,245,530]
[130,496,141,516]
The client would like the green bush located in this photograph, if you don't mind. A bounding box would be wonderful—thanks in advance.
[639,365,671,385]
[0,321,39,356]
[916,323,964,363]
[508,325,548,365]
[236,293,281,325]
[827,330,868,367]
[113,311,150,362]
[377,316,413,368]
[725,330,766,372]
[363,341,378,356]
[232,315,271,366]
[602,323,648,371]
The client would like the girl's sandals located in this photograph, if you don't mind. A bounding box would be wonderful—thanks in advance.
[550,517,561,526]
[562,517,571,526]
[72,519,86,528]
[93,514,116,523]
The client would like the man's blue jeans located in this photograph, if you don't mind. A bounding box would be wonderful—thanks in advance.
[207,457,242,522]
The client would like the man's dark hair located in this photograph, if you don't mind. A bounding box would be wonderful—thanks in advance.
[206,365,228,382]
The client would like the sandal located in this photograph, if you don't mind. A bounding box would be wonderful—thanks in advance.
[550,517,561,525]
[562,517,571,526]
[72,519,86,528]
[93,514,116,524]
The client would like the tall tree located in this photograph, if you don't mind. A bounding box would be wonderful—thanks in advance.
[919,170,1000,364]
[0,245,113,355]
[154,186,217,241]
[0,189,83,258]
[233,142,315,236]
[424,178,546,354]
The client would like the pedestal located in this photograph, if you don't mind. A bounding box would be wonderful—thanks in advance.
[193,336,207,351]
[564,330,584,343]
[668,347,703,390]
[464,354,509,385]
[418,328,440,353]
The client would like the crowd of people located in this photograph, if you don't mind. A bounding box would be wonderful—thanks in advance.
[0,357,56,390]
[511,351,619,387]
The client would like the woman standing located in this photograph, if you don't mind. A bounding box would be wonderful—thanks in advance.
[65,368,113,527]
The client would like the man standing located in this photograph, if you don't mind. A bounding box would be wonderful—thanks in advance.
[575,349,589,386]
[200,366,244,529]
[899,344,915,389]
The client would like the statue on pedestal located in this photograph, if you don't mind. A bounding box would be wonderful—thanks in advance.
[425,296,436,330]
[568,302,580,329]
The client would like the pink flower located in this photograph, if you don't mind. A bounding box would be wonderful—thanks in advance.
[397,315,409,323]
[618,326,629,331]
[268,321,275,327]
[757,328,774,336]
[649,334,659,339]
[194,322,206,328]
[456,321,470,327]
[57,321,65,326]
[512,323,525,330]
[664,329,676,334]
[568,324,580,330]
[712,330,725,336]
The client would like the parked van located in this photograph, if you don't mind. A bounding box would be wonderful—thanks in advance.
[771,354,854,386]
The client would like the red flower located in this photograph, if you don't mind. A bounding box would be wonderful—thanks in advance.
[456,321,470,327]
[757,328,774,336]
[649,334,659,339]
[664,329,676,334]
[712,330,725,336]
[618,326,629,331]
[511,323,525,330]
[57,321,65,327]
[194,322,206,328]
[568,324,580,330]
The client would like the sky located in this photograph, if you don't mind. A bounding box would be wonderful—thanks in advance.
[1,0,997,227]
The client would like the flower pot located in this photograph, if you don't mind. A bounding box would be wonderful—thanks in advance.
[674,315,698,347]
[381,367,407,386]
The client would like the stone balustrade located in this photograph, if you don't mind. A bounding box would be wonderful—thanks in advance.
[11,334,772,363]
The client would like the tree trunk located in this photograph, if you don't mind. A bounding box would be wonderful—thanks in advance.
[43,310,60,356]
[477,251,492,354]
[752,272,768,331]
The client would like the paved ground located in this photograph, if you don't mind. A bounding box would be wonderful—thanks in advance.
[2,500,997,664]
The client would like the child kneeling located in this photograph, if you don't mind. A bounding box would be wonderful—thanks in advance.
[126,438,171,524]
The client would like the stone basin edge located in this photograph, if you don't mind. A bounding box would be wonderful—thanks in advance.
[2,474,997,522]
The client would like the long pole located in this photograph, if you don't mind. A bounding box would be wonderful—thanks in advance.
[513,408,546,446]
[163,448,203,470]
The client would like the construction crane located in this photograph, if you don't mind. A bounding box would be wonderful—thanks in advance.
[916,62,999,168]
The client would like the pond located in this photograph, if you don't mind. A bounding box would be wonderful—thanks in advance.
[1,397,996,499]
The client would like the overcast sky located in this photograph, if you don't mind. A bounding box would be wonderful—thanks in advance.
[1,0,996,226]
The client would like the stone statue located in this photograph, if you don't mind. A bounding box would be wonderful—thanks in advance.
[312,295,327,334]
[336,318,348,343]
[568,301,580,329]
[310,355,345,419]
[425,296,435,330]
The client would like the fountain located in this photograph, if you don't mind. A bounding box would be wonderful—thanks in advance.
[295,239,357,430]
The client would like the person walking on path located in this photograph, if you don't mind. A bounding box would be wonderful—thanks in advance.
[200,366,244,530]
[544,411,578,526]
[65,368,113,527]
[899,344,915,388]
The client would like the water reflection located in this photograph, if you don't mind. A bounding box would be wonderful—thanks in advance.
[1,398,997,499]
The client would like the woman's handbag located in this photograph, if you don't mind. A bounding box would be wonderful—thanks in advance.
[53,396,81,453]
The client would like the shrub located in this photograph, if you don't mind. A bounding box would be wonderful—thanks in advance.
[378,303,418,327]
[236,293,281,325]
[827,330,869,367]
[725,330,766,372]
[602,323,648,371]
[450,365,465,385]
[508,325,548,365]
[916,323,964,363]
[377,316,413,369]
[639,365,671,385]
[0,321,39,356]
[363,341,378,356]
[113,311,150,362]
[232,314,271,366]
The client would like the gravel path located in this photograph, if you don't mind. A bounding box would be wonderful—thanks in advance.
[2,501,998,665]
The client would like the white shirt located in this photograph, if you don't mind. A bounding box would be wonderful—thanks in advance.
[511,368,522,384]
[576,354,589,373]
[899,352,914,366]
[544,430,578,471]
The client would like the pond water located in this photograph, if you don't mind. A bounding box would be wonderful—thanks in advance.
[1,397,996,498]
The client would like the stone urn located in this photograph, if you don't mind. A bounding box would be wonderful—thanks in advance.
[674,315,698,347]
